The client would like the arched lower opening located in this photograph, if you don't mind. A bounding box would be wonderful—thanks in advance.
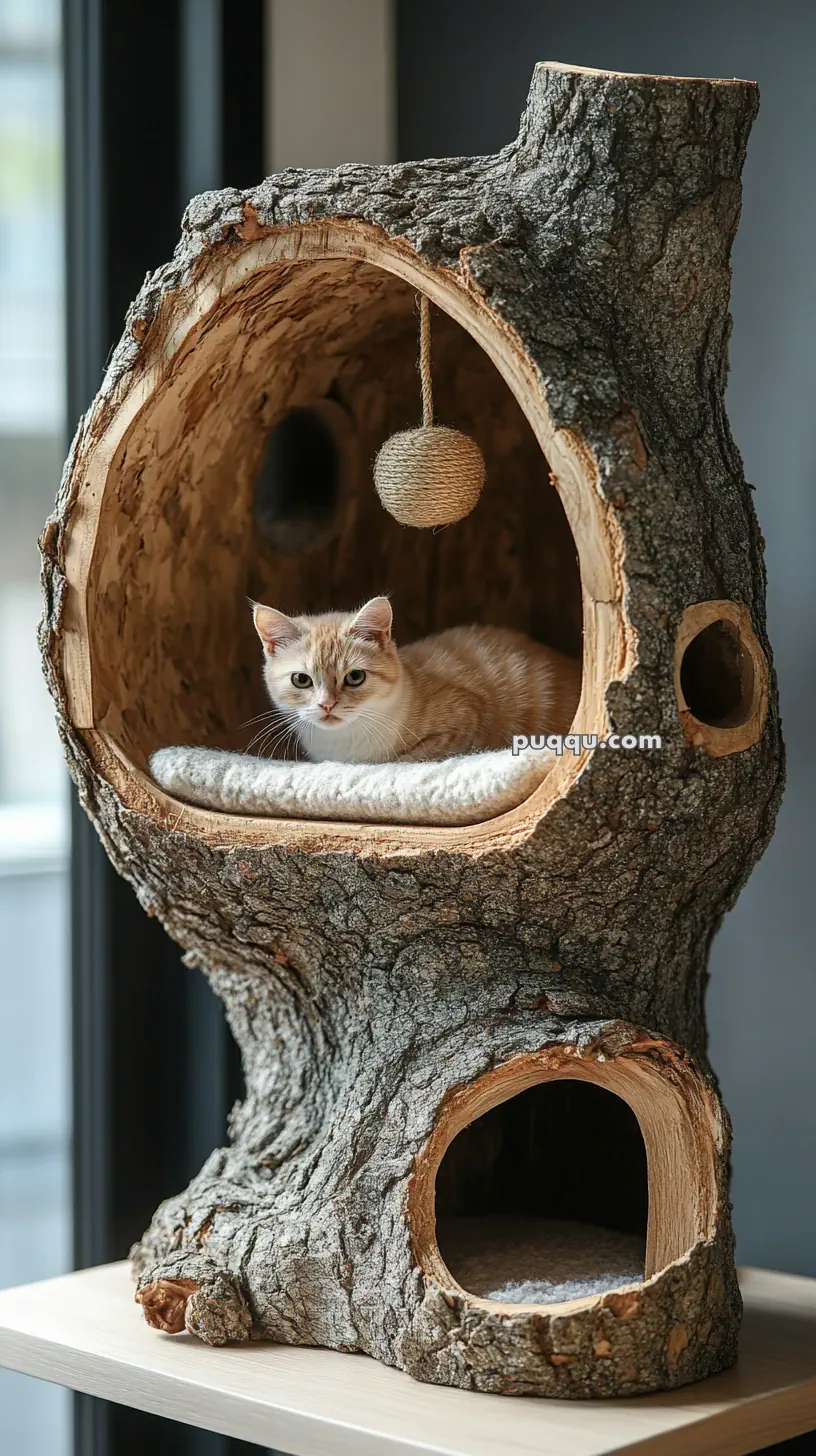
[435,1081,648,1305]
[409,1042,721,1313]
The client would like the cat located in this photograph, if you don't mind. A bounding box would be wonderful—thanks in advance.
[251,596,581,764]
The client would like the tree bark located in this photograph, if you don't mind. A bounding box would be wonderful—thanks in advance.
[40,63,783,1397]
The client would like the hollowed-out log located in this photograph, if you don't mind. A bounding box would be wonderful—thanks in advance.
[41,61,783,1396]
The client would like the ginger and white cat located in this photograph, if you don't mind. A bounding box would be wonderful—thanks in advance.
[252,597,580,764]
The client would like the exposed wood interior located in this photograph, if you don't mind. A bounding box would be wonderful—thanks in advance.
[60,222,634,851]
[409,1041,721,1316]
[88,260,581,767]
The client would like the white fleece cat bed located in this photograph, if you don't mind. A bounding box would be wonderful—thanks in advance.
[149,744,554,826]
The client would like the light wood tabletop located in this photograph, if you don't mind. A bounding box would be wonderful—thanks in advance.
[0,1262,815,1455]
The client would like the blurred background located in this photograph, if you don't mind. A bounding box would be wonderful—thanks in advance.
[0,1,812,1454]
[1,0,71,1450]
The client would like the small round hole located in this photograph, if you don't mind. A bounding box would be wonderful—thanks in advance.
[679,618,754,728]
[254,404,342,554]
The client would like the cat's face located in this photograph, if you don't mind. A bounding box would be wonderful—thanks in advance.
[253,597,401,735]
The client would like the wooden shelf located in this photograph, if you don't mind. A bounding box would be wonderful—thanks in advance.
[1,1263,816,1455]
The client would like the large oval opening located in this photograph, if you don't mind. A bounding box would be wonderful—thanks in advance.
[66,222,630,846]
[88,258,581,770]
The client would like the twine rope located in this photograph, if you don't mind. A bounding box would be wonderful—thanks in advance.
[419,294,433,426]
[372,291,485,527]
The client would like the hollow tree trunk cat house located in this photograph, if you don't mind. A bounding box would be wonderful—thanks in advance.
[41,63,783,1397]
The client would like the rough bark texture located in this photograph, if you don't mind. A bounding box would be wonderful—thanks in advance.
[40,64,784,1398]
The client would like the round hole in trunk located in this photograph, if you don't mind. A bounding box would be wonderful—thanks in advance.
[674,600,769,758]
[679,618,754,728]
[253,402,346,555]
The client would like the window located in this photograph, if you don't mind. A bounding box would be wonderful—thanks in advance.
[0,0,71,1450]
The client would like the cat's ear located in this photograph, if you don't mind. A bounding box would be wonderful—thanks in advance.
[347,596,392,646]
[252,603,303,654]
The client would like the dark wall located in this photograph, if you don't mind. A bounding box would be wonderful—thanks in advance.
[398,0,816,1276]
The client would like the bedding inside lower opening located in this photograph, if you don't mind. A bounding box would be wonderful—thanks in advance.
[434,1079,648,1304]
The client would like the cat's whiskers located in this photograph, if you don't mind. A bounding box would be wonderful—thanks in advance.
[246,721,283,754]
[247,728,278,757]
[247,712,298,758]
[337,712,400,762]
[352,704,419,756]
[346,706,413,762]
[354,712,398,756]
[240,708,280,730]
[276,717,314,763]
[258,721,300,761]
[336,703,389,740]
[261,719,302,760]
[274,728,302,761]
[355,699,417,741]
[349,722,391,763]
[245,711,283,748]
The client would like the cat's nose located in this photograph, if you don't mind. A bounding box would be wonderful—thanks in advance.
[318,697,337,715]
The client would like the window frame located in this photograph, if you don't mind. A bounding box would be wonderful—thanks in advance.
[64,3,264,1452]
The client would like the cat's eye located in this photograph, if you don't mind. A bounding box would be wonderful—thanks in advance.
[291,671,313,688]
[344,669,367,687]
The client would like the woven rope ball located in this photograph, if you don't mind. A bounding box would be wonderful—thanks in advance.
[374,296,486,528]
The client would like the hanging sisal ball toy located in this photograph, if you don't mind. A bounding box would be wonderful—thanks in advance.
[374,295,486,528]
